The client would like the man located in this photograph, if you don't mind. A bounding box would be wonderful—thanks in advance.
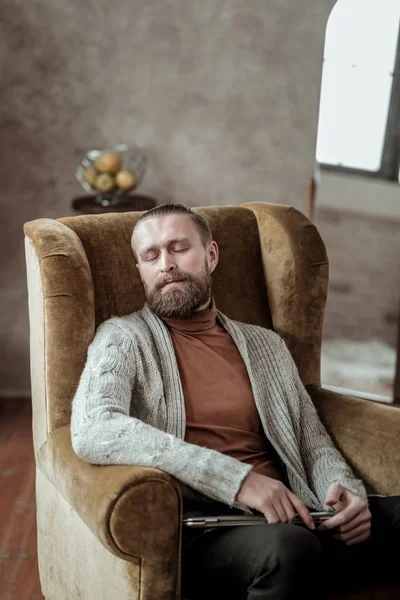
[71,203,400,599]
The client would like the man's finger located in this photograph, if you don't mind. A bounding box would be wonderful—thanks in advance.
[262,505,280,524]
[332,522,370,542]
[281,497,297,523]
[325,482,343,505]
[337,514,371,534]
[318,505,359,531]
[273,500,290,523]
[289,493,315,529]
[344,531,371,546]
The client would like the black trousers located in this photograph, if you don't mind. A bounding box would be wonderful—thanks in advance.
[181,496,400,600]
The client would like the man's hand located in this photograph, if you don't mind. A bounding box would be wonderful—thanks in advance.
[318,482,371,545]
[236,471,315,529]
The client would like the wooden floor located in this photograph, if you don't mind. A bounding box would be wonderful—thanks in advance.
[0,399,44,600]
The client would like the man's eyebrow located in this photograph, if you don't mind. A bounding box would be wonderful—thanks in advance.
[139,237,192,256]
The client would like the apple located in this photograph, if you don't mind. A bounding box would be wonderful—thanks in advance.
[115,170,136,190]
[95,173,115,192]
[95,151,123,174]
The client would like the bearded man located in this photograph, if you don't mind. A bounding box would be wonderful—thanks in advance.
[71,203,400,599]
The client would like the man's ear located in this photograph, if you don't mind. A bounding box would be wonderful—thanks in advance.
[208,241,219,273]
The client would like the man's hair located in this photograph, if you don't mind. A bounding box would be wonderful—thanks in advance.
[132,203,213,257]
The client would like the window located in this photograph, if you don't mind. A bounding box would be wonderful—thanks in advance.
[316,0,400,174]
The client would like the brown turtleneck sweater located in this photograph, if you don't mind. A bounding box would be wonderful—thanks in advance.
[163,298,282,480]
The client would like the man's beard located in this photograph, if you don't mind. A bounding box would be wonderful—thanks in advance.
[144,259,212,319]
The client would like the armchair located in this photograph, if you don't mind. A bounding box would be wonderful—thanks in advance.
[24,202,400,599]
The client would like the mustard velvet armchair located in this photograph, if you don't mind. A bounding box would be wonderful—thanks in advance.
[24,203,400,600]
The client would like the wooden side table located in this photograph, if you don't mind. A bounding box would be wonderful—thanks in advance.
[72,193,157,214]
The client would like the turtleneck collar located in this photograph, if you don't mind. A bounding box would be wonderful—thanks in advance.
[162,297,217,333]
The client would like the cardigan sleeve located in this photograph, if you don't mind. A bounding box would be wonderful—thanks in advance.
[70,321,252,508]
[278,339,368,506]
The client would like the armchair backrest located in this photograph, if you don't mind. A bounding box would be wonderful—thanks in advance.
[24,202,328,456]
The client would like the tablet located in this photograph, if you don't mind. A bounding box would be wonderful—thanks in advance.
[183,511,333,528]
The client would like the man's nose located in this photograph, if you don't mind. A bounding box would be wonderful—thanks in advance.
[160,254,176,273]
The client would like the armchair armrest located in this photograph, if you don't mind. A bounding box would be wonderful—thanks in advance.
[36,425,182,565]
[308,384,400,496]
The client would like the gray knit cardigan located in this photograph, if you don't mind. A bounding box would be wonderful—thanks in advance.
[70,304,367,513]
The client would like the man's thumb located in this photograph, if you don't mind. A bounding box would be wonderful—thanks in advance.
[325,482,342,505]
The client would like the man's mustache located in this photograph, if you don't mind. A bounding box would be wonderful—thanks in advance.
[155,273,189,291]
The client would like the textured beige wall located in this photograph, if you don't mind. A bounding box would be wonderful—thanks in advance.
[0,0,334,396]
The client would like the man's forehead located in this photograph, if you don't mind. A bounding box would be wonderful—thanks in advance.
[132,214,200,250]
